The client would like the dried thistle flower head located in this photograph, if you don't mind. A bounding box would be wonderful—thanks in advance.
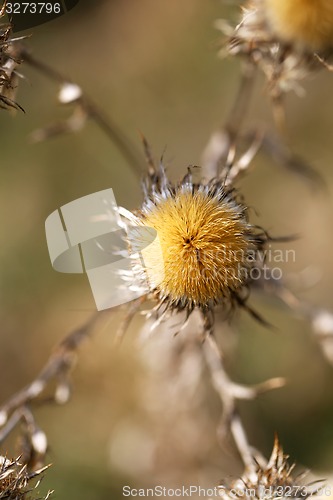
[264,0,333,51]
[0,5,25,112]
[218,0,333,98]
[124,164,268,329]
[220,437,323,500]
[0,456,51,499]
[139,171,264,310]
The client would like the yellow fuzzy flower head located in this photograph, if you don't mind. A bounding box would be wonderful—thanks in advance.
[264,0,333,51]
[135,168,266,314]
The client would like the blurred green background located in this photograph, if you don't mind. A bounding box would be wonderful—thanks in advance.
[1,0,333,498]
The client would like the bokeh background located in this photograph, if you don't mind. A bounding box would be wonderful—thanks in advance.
[1,0,333,498]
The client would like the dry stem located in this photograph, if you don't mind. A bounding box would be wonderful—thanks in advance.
[202,333,285,471]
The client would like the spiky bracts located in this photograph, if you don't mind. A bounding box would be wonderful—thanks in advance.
[220,438,323,500]
[0,4,26,112]
[0,456,51,499]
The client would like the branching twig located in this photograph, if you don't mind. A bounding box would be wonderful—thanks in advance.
[0,312,101,429]
[202,61,257,179]
[18,46,146,176]
[0,292,146,468]
[0,310,107,470]
[202,333,285,470]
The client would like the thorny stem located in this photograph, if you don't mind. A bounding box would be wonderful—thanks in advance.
[202,333,284,471]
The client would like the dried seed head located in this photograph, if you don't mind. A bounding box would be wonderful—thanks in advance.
[0,456,50,499]
[0,0,32,114]
[134,168,266,314]
[0,15,24,112]
[220,437,323,500]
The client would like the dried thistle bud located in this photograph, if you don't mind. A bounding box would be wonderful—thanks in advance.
[220,437,324,500]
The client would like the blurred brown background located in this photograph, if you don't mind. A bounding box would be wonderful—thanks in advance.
[1,0,333,498]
